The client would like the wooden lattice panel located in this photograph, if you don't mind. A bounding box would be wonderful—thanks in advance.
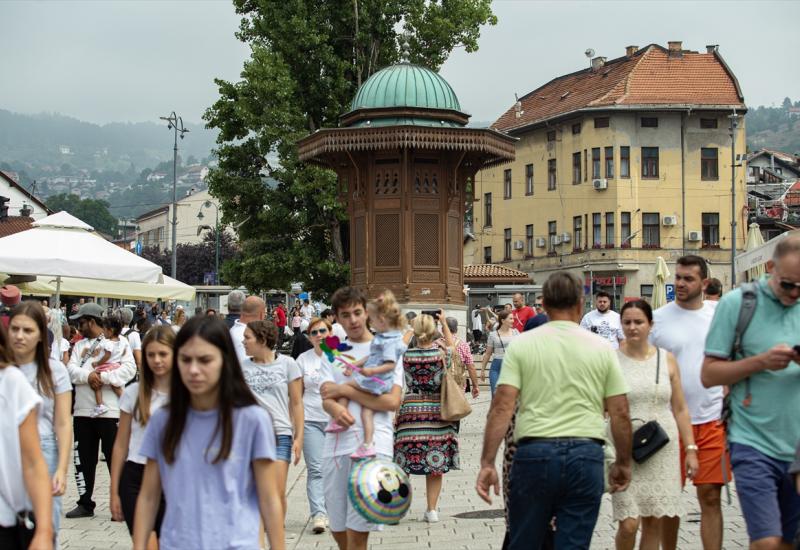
[414,213,439,266]
[374,213,400,267]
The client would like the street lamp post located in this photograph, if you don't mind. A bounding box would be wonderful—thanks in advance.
[730,109,740,287]
[159,111,189,278]
[198,200,220,285]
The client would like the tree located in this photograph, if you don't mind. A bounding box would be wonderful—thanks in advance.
[141,230,239,285]
[45,193,118,235]
[204,0,496,299]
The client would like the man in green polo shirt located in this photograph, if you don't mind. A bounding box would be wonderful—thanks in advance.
[703,236,800,549]
[476,271,632,549]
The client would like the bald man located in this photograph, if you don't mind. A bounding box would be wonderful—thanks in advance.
[230,295,266,363]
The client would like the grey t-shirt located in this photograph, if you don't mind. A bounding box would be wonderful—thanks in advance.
[241,355,302,436]
[487,329,520,359]
[19,359,72,440]
[140,405,276,550]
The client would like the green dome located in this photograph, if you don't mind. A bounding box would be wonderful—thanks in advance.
[350,63,462,113]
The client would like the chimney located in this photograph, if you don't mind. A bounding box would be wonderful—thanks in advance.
[626,45,639,57]
[668,41,683,58]
[706,44,719,54]
[0,196,8,221]
[19,203,32,217]
[591,56,607,71]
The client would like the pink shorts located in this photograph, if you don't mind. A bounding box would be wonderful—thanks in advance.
[95,362,121,373]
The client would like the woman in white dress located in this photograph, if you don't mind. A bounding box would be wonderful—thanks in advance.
[612,300,698,550]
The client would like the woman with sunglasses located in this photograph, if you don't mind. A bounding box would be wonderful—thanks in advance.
[294,317,331,534]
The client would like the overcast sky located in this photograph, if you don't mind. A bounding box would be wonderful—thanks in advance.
[1,0,797,126]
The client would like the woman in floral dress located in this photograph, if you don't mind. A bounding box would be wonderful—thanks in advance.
[394,310,459,523]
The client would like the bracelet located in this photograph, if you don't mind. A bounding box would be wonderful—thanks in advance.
[685,444,699,452]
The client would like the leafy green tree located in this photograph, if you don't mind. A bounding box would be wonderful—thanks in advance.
[204,0,496,298]
[141,230,239,285]
[45,193,118,235]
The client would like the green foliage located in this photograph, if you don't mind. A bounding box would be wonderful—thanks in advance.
[205,0,496,298]
[746,101,800,154]
[44,193,118,235]
[141,230,239,286]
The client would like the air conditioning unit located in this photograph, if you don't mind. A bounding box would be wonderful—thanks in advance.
[513,240,524,250]
[688,230,702,242]
[592,179,608,190]
[662,215,678,226]
[560,232,571,243]
[552,235,562,245]
[535,237,546,248]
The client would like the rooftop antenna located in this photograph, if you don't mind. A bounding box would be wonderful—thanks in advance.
[514,93,523,118]
[585,48,595,69]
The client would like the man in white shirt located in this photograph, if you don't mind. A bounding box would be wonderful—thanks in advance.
[301,299,315,321]
[471,304,484,343]
[580,291,624,349]
[650,255,730,550]
[319,287,403,550]
[230,296,265,363]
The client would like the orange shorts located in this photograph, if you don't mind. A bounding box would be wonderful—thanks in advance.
[680,420,732,486]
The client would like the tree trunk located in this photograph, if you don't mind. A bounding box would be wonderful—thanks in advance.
[330,217,345,264]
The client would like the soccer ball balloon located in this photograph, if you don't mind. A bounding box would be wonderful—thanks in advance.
[348,458,412,524]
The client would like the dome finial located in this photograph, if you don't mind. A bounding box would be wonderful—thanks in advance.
[399,34,411,64]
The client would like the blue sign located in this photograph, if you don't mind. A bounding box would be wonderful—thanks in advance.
[135,240,142,255]
[665,283,675,302]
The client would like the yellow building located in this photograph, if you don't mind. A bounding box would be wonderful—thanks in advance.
[469,42,747,304]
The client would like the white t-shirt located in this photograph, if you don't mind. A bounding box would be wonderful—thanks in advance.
[49,338,70,362]
[66,335,137,418]
[101,338,127,364]
[122,329,142,353]
[230,320,247,365]
[319,339,404,457]
[0,366,42,527]
[703,299,719,313]
[18,360,72,440]
[241,355,303,436]
[580,309,624,349]
[301,305,315,320]
[295,349,329,423]
[472,310,482,331]
[118,382,169,464]
[650,301,722,424]
[331,322,347,341]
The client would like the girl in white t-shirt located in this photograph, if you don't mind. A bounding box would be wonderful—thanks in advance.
[88,316,128,417]
[110,325,174,548]
[8,302,73,548]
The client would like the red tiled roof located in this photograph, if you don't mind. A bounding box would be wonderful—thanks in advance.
[0,216,34,238]
[493,44,745,133]
[464,264,531,281]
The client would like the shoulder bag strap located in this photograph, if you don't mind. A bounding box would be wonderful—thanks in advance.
[496,331,505,351]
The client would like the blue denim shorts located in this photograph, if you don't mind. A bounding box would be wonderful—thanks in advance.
[730,442,800,542]
[276,434,293,463]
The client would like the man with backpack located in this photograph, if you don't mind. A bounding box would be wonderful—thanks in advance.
[703,237,800,550]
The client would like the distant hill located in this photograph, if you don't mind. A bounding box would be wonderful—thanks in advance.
[746,102,800,155]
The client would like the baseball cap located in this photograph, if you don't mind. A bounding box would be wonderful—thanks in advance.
[0,285,21,307]
[70,302,105,321]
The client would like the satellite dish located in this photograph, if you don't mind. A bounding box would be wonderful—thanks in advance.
[585,48,595,58]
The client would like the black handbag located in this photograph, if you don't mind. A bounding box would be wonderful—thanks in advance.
[631,348,670,464]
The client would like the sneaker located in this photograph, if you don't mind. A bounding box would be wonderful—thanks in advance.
[311,514,327,534]
[89,403,109,418]
[423,509,439,523]
[65,504,94,519]
[324,421,347,433]
[350,443,377,460]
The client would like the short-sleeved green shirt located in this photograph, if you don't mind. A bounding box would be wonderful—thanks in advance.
[497,320,629,442]
[705,276,800,462]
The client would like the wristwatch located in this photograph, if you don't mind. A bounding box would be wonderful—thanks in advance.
[685,444,699,452]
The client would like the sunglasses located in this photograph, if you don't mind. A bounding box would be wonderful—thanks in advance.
[778,279,800,291]
[310,328,329,336]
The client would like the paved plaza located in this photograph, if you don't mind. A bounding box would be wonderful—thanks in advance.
[60,389,749,549]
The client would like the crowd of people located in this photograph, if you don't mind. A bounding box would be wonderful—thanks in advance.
[2,241,800,550]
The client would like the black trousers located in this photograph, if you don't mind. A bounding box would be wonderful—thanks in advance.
[472,329,483,342]
[0,525,31,550]
[119,461,164,536]
[73,416,118,510]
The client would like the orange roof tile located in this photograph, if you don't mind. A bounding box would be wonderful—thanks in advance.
[493,44,745,133]
[464,264,531,281]
[0,216,34,238]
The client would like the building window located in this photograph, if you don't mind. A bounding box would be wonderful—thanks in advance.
[484,246,492,264]
[642,147,659,178]
[572,123,582,134]
[504,228,512,260]
[700,118,718,129]
[572,152,582,184]
[641,117,658,128]
[701,148,719,180]
[592,148,601,179]
[640,284,654,303]
[573,216,582,251]
[605,146,614,178]
[605,212,615,247]
[702,212,720,247]
[643,212,661,248]
[592,212,602,248]
[526,224,534,257]
[483,192,492,227]
[548,221,557,254]
[594,117,610,128]
[620,146,630,178]
[621,211,632,248]
[548,159,557,190]
[547,130,556,142]
[525,164,534,195]
[583,149,588,182]
[504,169,512,199]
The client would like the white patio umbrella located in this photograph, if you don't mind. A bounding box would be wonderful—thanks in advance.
[10,273,195,302]
[651,256,670,309]
[745,223,766,280]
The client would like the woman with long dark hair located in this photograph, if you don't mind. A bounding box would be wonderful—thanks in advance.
[8,301,72,545]
[479,310,520,396]
[110,326,175,548]
[132,316,285,550]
